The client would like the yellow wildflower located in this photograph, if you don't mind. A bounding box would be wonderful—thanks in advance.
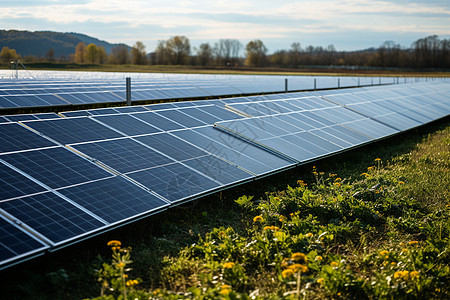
[291,252,307,263]
[335,177,342,182]
[410,271,419,278]
[282,269,295,278]
[367,166,373,171]
[401,248,408,253]
[279,215,286,222]
[288,264,308,273]
[126,279,138,287]
[391,262,397,266]
[379,250,389,256]
[223,262,235,269]
[330,261,339,267]
[319,172,325,175]
[334,182,341,186]
[408,241,419,246]
[253,216,264,223]
[394,270,409,280]
[306,233,313,237]
[107,240,121,247]
[317,278,324,284]
[398,181,405,185]
[361,173,369,177]
[315,255,323,261]
[116,262,125,269]
[375,158,381,161]
[220,285,231,296]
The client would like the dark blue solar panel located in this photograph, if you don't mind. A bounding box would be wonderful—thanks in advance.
[0,192,105,243]
[4,115,38,122]
[127,162,220,203]
[58,176,168,223]
[154,109,206,128]
[0,123,56,153]
[183,155,253,185]
[59,110,92,118]
[71,138,174,173]
[1,147,112,189]
[24,117,124,144]
[0,217,47,264]
[134,133,207,161]
[131,111,184,131]
[0,163,47,200]
[172,127,293,175]
[113,106,148,113]
[196,105,243,121]
[93,114,161,136]
[34,113,61,120]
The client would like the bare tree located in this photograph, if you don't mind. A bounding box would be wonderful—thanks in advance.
[196,43,213,66]
[131,41,147,65]
[109,45,129,64]
[245,40,267,67]
[166,36,190,65]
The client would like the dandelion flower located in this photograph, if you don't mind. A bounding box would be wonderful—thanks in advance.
[330,261,339,267]
[335,177,342,182]
[398,181,405,185]
[410,271,419,278]
[334,182,341,186]
[253,216,264,223]
[306,233,313,237]
[107,240,121,247]
[375,158,381,161]
[315,255,323,261]
[291,252,307,263]
[379,250,389,256]
[282,269,295,278]
[288,264,308,273]
[317,278,324,284]
[220,285,232,296]
[408,241,419,245]
[116,262,125,269]
[223,262,235,269]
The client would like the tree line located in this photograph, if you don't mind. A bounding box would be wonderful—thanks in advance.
[1,35,449,69]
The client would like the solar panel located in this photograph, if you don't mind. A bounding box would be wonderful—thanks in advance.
[0,216,48,267]
[0,162,48,201]
[1,147,113,189]
[70,138,174,173]
[92,114,162,136]
[24,117,124,144]
[0,192,106,243]
[126,162,220,203]
[58,176,169,223]
[0,123,56,154]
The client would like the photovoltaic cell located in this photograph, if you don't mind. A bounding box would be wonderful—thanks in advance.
[126,162,220,203]
[0,123,56,153]
[93,114,162,136]
[71,138,174,173]
[23,117,124,144]
[58,176,168,223]
[0,192,105,243]
[1,147,112,189]
[0,162,47,200]
[0,217,47,264]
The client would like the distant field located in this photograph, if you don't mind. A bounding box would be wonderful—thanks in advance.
[2,62,450,77]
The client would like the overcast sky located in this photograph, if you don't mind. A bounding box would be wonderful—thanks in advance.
[1,0,449,53]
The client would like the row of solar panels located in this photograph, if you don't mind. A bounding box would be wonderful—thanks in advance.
[0,80,449,269]
[0,71,421,109]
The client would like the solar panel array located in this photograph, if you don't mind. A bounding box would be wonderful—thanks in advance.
[0,79,449,269]
[0,70,420,109]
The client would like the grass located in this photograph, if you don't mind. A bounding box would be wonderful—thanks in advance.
[1,117,449,299]
[3,62,450,77]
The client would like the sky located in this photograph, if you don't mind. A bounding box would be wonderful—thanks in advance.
[1,0,450,54]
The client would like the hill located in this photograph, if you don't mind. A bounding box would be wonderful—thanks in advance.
[0,30,131,58]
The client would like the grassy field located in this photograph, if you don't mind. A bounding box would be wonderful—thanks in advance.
[1,114,448,299]
[2,62,450,77]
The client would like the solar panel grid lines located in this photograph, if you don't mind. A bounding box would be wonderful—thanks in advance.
[0,215,49,269]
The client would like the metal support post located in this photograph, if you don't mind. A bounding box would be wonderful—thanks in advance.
[126,77,131,106]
